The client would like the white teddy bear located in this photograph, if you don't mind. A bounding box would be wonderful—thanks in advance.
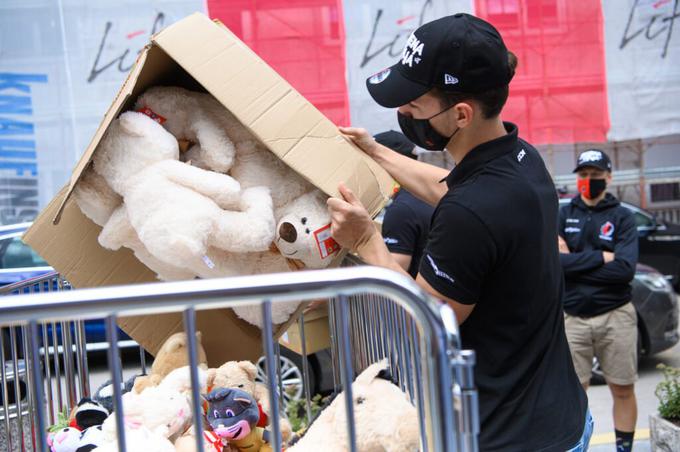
[99,384,192,447]
[84,110,276,273]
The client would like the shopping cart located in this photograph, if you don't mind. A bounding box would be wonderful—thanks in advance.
[0,263,478,452]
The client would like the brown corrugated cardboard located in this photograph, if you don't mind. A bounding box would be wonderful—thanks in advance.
[24,13,393,366]
[279,305,331,356]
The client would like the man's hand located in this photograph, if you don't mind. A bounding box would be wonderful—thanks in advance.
[603,251,615,263]
[338,126,382,159]
[327,182,379,253]
[558,236,570,254]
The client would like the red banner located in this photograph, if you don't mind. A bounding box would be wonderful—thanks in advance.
[475,0,610,144]
[206,0,350,126]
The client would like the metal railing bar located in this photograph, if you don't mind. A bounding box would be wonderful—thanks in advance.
[28,321,47,452]
[335,294,357,452]
[261,300,282,452]
[182,308,205,452]
[105,315,127,452]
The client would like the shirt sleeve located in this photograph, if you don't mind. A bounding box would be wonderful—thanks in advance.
[558,204,605,275]
[381,201,420,256]
[573,210,638,285]
[418,200,496,305]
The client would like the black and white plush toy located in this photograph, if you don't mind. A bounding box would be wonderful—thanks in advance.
[75,425,105,452]
[74,398,109,430]
[93,374,139,413]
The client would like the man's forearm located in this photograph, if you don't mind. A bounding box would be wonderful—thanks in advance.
[355,231,411,277]
[373,145,449,207]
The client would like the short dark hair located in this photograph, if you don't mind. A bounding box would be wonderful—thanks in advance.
[432,51,518,119]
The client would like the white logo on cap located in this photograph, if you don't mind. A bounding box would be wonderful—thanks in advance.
[579,150,603,163]
[369,68,391,85]
[444,74,459,85]
[401,33,425,68]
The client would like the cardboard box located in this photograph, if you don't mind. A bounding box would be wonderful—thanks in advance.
[279,304,331,356]
[23,13,393,367]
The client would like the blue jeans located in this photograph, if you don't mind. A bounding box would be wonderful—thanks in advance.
[565,409,594,452]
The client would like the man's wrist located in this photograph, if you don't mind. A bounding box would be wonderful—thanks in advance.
[355,229,385,261]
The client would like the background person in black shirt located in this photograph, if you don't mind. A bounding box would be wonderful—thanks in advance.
[327,14,590,451]
[374,131,434,278]
[558,149,639,452]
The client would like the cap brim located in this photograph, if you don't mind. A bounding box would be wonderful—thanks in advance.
[572,163,608,173]
[366,64,431,108]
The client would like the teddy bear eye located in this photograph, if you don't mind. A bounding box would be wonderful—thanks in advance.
[238,384,244,388]
[301,217,307,225]
[213,409,220,418]
[305,228,310,234]
[225,409,235,418]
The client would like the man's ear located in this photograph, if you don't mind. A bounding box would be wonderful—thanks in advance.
[453,102,474,128]
[606,172,613,186]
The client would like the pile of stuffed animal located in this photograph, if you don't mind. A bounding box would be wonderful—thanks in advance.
[73,86,340,328]
[47,333,419,452]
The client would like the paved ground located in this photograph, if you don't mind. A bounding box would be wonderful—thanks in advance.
[586,294,680,450]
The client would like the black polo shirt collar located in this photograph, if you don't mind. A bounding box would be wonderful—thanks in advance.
[443,122,519,188]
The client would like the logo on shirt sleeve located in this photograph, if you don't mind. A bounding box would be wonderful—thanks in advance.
[384,237,399,245]
[426,255,455,284]
[599,221,615,241]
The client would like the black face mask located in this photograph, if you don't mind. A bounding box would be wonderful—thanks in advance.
[577,177,607,200]
[397,105,459,151]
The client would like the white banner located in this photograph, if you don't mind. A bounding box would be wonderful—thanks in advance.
[0,0,205,223]
[603,0,680,141]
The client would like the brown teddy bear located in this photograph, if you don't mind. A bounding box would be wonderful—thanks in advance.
[133,331,208,393]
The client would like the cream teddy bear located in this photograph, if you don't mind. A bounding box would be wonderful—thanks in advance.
[91,110,276,270]
[135,86,245,173]
[287,360,419,452]
[133,331,208,393]
[93,426,176,452]
[73,164,195,281]
[99,385,192,449]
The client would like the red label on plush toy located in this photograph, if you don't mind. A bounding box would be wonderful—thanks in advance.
[137,106,166,124]
[314,223,340,259]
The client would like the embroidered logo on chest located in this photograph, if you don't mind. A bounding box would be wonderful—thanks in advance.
[599,221,615,241]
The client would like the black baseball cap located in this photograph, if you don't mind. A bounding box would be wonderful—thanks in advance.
[374,130,416,159]
[573,149,612,173]
[366,13,513,108]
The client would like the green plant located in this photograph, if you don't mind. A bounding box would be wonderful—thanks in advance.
[655,364,680,421]
[285,394,328,433]
[47,406,71,432]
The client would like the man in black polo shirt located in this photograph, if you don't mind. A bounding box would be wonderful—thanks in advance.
[327,14,590,450]
[375,130,434,278]
[558,149,639,452]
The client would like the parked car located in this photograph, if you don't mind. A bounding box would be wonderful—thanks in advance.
[0,223,135,353]
[559,197,680,291]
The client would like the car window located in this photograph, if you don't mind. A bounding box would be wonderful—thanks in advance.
[0,237,48,269]
[633,211,654,228]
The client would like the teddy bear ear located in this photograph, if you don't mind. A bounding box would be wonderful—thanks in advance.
[238,361,258,380]
[117,112,147,137]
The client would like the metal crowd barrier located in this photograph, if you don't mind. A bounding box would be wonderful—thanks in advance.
[0,265,478,452]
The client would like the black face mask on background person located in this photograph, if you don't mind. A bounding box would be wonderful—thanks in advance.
[397,105,459,151]
[577,177,607,200]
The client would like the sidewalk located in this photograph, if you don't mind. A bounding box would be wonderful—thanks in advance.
[588,429,650,451]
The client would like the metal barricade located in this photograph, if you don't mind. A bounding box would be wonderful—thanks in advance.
[0,266,478,452]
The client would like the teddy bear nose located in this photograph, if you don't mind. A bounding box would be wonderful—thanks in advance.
[279,222,297,243]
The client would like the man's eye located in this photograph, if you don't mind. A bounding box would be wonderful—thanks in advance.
[225,409,235,418]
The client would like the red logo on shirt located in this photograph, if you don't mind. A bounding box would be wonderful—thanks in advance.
[600,221,614,238]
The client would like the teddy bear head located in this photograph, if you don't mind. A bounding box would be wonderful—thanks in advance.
[207,360,258,395]
[275,191,339,269]
[93,111,179,195]
[151,331,207,380]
